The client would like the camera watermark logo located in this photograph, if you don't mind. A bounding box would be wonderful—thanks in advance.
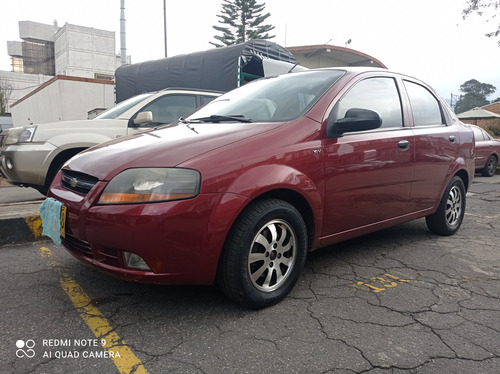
[16,339,36,358]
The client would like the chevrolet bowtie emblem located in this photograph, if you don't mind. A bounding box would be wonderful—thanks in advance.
[70,178,78,188]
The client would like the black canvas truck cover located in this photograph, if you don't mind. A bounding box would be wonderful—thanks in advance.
[115,40,298,103]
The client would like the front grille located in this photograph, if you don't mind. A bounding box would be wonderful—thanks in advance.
[63,233,93,257]
[63,233,122,268]
[97,247,122,267]
[61,169,98,195]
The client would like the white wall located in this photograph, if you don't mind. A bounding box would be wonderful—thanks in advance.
[10,77,115,126]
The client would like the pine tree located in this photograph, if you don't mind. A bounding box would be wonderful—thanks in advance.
[210,0,275,48]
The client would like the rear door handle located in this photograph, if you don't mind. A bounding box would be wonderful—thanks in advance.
[398,140,410,151]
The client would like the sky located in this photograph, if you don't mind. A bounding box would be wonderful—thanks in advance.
[1,0,499,102]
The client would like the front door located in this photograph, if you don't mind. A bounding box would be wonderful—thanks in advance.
[321,76,415,238]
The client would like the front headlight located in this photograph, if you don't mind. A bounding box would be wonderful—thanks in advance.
[19,125,37,142]
[5,125,37,144]
[98,168,201,204]
[5,127,24,145]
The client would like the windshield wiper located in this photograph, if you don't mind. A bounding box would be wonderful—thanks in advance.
[189,114,252,123]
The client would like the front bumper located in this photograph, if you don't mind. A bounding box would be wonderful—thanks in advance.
[48,174,249,285]
[0,142,57,186]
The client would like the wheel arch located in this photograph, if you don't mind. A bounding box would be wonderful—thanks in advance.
[255,189,316,251]
[485,152,498,168]
[44,147,87,188]
[454,168,470,193]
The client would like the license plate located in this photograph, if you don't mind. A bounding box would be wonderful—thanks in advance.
[60,205,67,239]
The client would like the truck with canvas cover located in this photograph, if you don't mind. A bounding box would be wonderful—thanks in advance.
[115,40,300,103]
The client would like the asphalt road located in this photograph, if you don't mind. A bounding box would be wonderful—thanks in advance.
[1,175,499,374]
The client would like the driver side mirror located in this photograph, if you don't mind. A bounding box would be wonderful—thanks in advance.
[133,111,153,126]
[327,108,382,138]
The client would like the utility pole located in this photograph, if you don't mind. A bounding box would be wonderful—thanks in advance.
[120,0,127,65]
[450,93,461,111]
[164,0,167,58]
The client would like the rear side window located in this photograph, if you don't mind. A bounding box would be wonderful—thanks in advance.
[334,77,403,129]
[471,126,483,141]
[404,81,444,126]
[470,126,490,141]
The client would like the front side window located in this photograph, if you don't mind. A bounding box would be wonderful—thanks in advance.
[200,95,218,106]
[404,80,444,126]
[138,95,197,125]
[333,77,403,129]
[96,93,152,120]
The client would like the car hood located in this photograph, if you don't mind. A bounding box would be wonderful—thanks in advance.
[33,119,126,141]
[66,121,283,180]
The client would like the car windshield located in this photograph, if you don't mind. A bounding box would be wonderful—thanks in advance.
[187,70,345,123]
[94,93,153,120]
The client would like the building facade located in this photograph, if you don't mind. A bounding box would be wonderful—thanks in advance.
[2,21,122,126]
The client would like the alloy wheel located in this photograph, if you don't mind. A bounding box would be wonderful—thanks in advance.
[248,219,297,292]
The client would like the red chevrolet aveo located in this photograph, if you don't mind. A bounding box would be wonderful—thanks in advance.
[44,68,475,309]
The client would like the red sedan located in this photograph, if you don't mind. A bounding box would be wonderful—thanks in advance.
[467,124,499,177]
[43,68,475,309]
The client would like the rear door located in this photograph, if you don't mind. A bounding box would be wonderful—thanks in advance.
[402,79,460,211]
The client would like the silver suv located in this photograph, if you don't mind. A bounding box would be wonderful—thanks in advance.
[0,88,220,194]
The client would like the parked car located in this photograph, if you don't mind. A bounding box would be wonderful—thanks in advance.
[44,68,475,309]
[0,88,221,194]
[467,124,500,177]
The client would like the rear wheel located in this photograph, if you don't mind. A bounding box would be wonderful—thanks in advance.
[425,176,465,236]
[481,155,498,177]
[217,199,308,309]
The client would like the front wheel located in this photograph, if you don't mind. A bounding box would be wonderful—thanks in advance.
[217,199,308,309]
[481,155,498,177]
[425,176,466,236]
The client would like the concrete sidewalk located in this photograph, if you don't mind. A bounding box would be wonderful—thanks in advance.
[0,177,45,245]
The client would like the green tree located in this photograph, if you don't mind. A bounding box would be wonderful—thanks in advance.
[460,79,496,96]
[463,0,500,46]
[210,0,275,48]
[454,79,497,113]
[454,93,489,113]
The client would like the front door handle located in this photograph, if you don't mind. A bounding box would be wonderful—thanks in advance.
[398,140,410,151]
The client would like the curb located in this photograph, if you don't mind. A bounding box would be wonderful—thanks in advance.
[0,212,45,246]
[0,176,47,246]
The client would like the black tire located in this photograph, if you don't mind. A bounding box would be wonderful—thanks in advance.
[425,176,466,236]
[217,198,308,309]
[481,155,498,177]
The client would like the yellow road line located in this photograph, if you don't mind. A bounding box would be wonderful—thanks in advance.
[40,247,149,374]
